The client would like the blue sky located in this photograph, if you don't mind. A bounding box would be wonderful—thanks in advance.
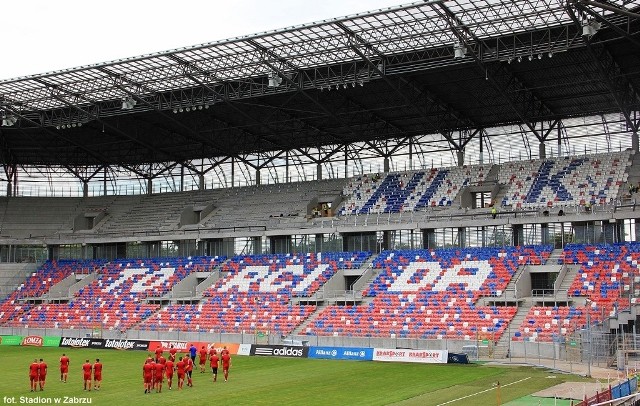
[0,0,406,80]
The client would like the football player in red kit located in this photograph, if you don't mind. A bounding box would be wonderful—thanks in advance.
[29,359,39,392]
[93,359,103,391]
[176,357,186,390]
[221,351,231,382]
[209,351,219,382]
[38,358,47,391]
[164,357,175,390]
[59,354,70,383]
[154,358,164,393]
[184,355,194,387]
[198,346,207,373]
[82,360,92,391]
[142,358,154,394]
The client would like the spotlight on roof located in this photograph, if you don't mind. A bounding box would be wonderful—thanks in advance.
[517,56,522,63]
[1,115,17,126]
[121,97,137,110]
[548,52,553,58]
[453,42,467,59]
[267,72,283,88]
[528,55,533,61]
[582,19,600,37]
[537,53,542,60]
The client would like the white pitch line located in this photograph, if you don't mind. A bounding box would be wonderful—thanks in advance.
[435,376,532,406]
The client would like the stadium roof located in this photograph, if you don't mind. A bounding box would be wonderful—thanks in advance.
[0,0,639,168]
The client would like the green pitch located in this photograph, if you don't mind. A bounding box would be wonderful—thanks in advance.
[0,346,592,405]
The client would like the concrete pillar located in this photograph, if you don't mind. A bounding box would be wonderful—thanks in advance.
[256,168,261,185]
[316,163,322,180]
[83,181,89,198]
[456,150,464,167]
[198,174,205,190]
[383,157,390,173]
[539,142,546,159]
[633,131,639,153]
[6,181,11,197]
[147,178,152,195]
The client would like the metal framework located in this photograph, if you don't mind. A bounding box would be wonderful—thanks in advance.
[0,0,639,192]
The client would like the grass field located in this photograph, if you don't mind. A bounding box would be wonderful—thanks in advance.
[0,347,593,406]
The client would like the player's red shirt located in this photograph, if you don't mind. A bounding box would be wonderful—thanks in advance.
[164,360,174,377]
[210,354,219,368]
[154,362,164,379]
[198,348,207,364]
[221,354,231,368]
[143,362,154,383]
[93,363,102,380]
[38,362,47,378]
[60,356,70,372]
[157,355,166,365]
[208,348,217,358]
[143,362,154,376]
[185,357,193,372]
[155,347,163,359]
[29,362,39,378]
[82,362,92,379]
[169,348,178,357]
[176,360,185,376]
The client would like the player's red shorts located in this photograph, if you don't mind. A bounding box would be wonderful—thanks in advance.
[154,374,163,382]
[61,367,68,373]
[199,359,206,365]
[83,374,91,381]
[39,374,46,381]
[94,374,102,381]
[30,375,38,382]
[177,372,185,380]
[166,371,174,378]
[143,374,153,384]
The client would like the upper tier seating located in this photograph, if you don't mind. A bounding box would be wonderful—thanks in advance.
[3,256,223,330]
[498,151,630,209]
[305,246,552,339]
[139,252,370,334]
[339,165,492,215]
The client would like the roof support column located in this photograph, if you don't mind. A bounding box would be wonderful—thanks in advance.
[256,168,261,185]
[83,181,89,198]
[316,163,322,181]
[633,130,639,153]
[147,178,152,195]
[457,150,464,167]
[558,124,563,158]
[383,157,390,173]
[199,173,205,191]
[539,142,546,160]
[4,163,16,197]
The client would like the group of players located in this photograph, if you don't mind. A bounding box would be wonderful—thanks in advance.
[142,344,231,393]
[28,358,48,392]
[28,354,102,392]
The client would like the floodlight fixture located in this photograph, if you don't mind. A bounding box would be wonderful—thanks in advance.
[267,72,283,88]
[121,97,137,110]
[1,115,17,126]
[453,42,467,59]
[582,19,600,37]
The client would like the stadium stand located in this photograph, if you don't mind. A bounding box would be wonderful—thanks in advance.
[339,164,492,215]
[305,246,551,340]
[513,243,640,342]
[0,260,100,326]
[2,257,223,330]
[139,252,370,334]
[498,151,630,209]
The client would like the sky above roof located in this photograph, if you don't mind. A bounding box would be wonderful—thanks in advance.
[1,0,406,81]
